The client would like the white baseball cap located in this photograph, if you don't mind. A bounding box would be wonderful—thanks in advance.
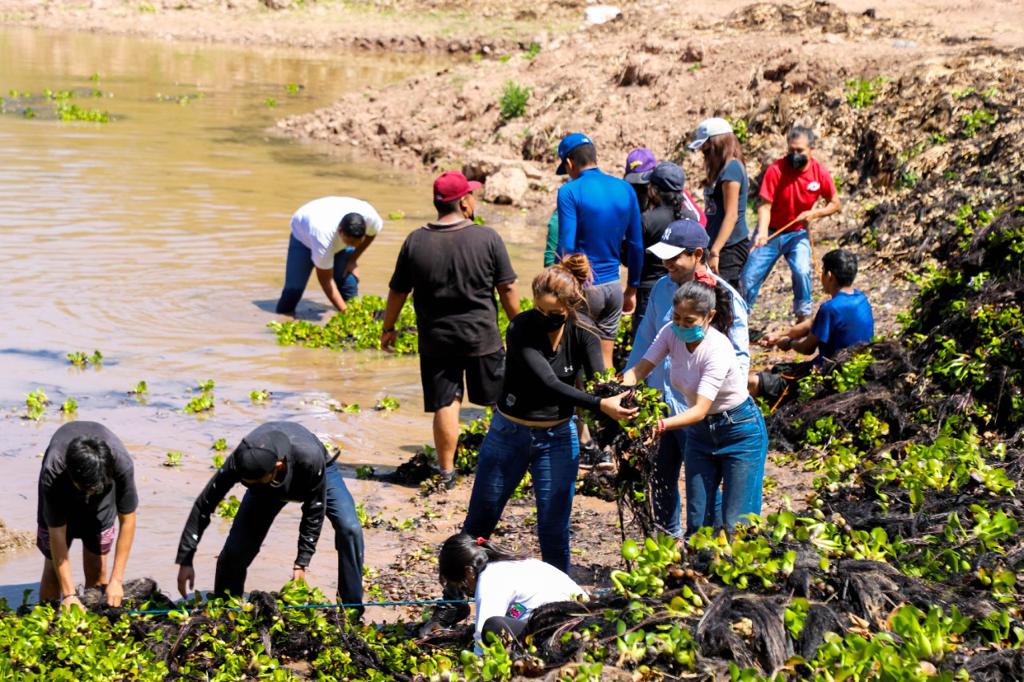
[688,117,734,151]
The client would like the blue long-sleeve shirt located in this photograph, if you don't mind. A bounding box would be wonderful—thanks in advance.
[626,272,750,415]
[556,168,643,287]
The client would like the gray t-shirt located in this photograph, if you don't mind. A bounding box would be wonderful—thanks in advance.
[37,421,138,534]
[704,159,749,247]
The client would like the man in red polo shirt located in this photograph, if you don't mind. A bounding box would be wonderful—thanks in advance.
[741,126,841,322]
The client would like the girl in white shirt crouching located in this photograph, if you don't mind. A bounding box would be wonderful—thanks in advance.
[624,280,768,536]
[438,533,587,653]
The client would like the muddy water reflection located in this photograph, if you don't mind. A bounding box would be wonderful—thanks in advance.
[0,27,543,609]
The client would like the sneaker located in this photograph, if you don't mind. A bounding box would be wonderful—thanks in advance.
[580,442,615,472]
[418,584,470,636]
[439,469,458,490]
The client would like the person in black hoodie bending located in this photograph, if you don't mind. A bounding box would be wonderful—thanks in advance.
[174,421,364,609]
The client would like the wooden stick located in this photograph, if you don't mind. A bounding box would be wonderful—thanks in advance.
[764,216,802,243]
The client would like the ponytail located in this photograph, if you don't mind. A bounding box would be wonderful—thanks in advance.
[438,533,526,584]
[532,254,592,317]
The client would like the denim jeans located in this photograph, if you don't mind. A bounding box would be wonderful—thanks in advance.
[741,230,812,318]
[275,234,358,314]
[215,464,365,609]
[462,412,580,573]
[683,397,768,535]
[651,428,723,537]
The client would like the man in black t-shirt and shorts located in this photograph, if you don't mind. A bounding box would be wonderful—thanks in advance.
[382,171,520,489]
[36,421,138,610]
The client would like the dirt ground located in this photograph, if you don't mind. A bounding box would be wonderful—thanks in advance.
[0,520,33,557]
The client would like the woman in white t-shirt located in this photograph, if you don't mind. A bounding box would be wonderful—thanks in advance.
[438,533,587,653]
[624,280,767,535]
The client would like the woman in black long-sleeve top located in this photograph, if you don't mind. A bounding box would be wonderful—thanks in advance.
[462,255,636,572]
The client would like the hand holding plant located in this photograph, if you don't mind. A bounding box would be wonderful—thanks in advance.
[600,391,638,421]
[106,579,124,607]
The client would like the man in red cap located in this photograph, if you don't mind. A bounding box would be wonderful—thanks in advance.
[382,171,520,489]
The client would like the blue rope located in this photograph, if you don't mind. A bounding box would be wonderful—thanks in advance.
[124,598,473,616]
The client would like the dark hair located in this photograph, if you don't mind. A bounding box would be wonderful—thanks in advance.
[822,249,858,287]
[672,280,733,335]
[652,189,689,221]
[65,437,114,492]
[339,212,366,239]
[567,143,597,169]
[438,533,526,584]
[787,125,817,148]
[533,254,591,317]
[433,198,461,216]
[701,133,745,187]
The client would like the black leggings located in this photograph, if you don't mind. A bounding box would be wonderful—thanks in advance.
[482,615,528,643]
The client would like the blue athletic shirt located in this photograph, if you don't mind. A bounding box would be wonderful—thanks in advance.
[556,168,643,287]
[811,289,874,359]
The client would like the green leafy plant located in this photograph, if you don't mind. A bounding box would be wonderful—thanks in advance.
[25,388,49,420]
[498,80,531,121]
[355,465,375,480]
[524,42,542,59]
[386,210,405,220]
[249,389,270,404]
[284,83,301,94]
[374,396,400,411]
[130,380,148,396]
[184,379,215,414]
[845,76,886,108]
[67,350,103,367]
[60,397,78,415]
[264,97,277,108]
[212,437,228,451]
[961,108,996,138]
[211,454,225,469]
[163,451,183,468]
[217,495,240,518]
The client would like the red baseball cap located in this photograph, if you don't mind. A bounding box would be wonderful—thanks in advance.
[433,171,482,203]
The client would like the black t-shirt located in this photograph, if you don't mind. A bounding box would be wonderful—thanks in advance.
[639,202,701,289]
[37,421,138,534]
[389,219,517,357]
[176,421,332,568]
[498,310,605,421]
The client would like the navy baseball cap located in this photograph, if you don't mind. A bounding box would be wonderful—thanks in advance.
[648,219,708,260]
[644,161,686,192]
[556,132,593,175]
[234,431,290,482]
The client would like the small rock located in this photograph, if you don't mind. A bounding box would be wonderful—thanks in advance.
[682,41,704,62]
[584,5,621,25]
[483,167,529,205]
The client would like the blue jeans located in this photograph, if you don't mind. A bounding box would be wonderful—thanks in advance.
[741,230,813,318]
[462,412,579,573]
[683,397,768,535]
[275,234,359,314]
[652,428,722,537]
[215,464,365,609]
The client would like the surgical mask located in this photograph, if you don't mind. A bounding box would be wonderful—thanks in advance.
[539,311,567,331]
[787,152,808,170]
[672,323,705,343]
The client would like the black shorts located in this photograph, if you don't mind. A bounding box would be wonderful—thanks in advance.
[419,350,505,412]
[757,360,817,406]
[717,240,749,294]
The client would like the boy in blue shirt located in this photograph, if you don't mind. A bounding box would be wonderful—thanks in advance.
[749,249,873,405]
[555,132,644,368]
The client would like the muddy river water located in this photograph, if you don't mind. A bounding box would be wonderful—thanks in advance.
[0,27,546,610]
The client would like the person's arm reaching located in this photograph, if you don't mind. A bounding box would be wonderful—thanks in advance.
[380,289,409,351]
[519,340,635,420]
[293,486,326,580]
[752,201,772,249]
[315,267,348,313]
[623,323,672,385]
[48,526,82,611]
[175,465,239,597]
[341,234,376,277]
[106,511,136,607]
[543,211,559,267]
[497,281,520,320]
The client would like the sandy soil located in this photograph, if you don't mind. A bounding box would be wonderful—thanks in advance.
[0,520,33,557]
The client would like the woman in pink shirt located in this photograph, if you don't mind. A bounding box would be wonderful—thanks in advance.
[624,280,767,535]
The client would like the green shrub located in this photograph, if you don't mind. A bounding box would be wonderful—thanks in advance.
[499,80,531,121]
[845,76,886,108]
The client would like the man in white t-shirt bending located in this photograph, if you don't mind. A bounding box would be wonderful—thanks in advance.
[275,196,384,315]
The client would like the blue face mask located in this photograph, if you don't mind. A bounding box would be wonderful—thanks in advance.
[672,323,705,343]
